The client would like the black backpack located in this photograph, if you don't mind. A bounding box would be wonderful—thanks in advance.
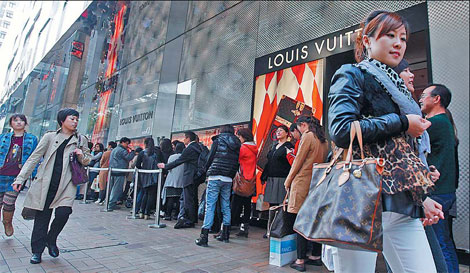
[194,143,209,185]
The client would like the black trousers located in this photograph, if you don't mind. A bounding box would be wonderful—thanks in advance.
[140,185,157,215]
[178,183,198,224]
[287,212,321,260]
[31,206,72,253]
[231,194,252,225]
[165,196,180,217]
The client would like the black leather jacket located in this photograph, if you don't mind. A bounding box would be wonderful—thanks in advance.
[328,64,423,218]
[206,133,241,179]
[328,64,409,148]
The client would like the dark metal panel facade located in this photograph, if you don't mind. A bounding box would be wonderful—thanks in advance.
[428,0,469,251]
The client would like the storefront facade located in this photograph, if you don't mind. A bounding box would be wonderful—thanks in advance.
[1,1,468,252]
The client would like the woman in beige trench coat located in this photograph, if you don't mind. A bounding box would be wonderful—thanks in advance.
[284,115,328,272]
[13,109,91,264]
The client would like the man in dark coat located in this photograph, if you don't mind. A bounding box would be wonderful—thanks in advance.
[158,131,201,228]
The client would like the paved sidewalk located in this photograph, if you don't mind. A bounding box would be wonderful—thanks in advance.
[0,192,330,273]
[1,193,468,273]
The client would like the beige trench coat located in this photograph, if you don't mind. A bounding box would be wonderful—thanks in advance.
[284,131,328,214]
[13,130,91,210]
[98,150,112,190]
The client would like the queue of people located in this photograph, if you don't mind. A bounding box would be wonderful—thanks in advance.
[0,9,462,273]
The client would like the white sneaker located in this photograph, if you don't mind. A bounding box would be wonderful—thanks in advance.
[95,199,102,204]
[98,201,104,206]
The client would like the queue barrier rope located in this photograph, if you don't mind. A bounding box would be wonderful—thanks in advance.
[83,167,165,229]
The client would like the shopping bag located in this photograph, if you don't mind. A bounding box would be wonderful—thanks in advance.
[322,244,335,271]
[90,178,100,192]
[255,194,269,211]
[269,233,297,267]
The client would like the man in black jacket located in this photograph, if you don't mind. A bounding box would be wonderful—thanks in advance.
[158,131,201,228]
[195,125,241,247]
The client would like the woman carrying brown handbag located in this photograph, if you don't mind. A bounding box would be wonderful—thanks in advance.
[327,10,443,273]
[284,116,328,272]
[12,108,91,264]
[231,128,258,237]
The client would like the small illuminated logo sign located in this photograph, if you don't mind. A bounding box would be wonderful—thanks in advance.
[71,41,84,59]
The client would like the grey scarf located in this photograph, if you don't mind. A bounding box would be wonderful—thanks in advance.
[356,60,431,167]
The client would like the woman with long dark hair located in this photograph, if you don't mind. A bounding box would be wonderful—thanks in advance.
[285,115,328,271]
[135,137,161,219]
[159,138,174,164]
[327,10,443,272]
[0,114,38,237]
[162,142,185,220]
[13,109,91,264]
[89,143,104,201]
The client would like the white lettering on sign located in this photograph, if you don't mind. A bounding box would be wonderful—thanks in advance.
[344,31,354,46]
[266,27,363,70]
[268,45,309,69]
[300,45,308,59]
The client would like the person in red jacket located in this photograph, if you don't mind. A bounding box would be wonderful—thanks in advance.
[231,128,258,237]
[287,123,301,165]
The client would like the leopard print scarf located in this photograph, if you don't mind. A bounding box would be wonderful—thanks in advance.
[368,58,414,102]
[353,59,434,205]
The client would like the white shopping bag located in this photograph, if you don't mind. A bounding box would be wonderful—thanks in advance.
[269,234,297,267]
[322,244,335,271]
[256,194,270,211]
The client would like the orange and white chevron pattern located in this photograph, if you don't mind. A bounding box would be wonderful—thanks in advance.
[252,59,324,153]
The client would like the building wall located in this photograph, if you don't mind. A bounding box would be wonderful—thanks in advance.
[428,0,470,251]
[0,1,92,101]
[0,1,18,48]
[1,0,468,251]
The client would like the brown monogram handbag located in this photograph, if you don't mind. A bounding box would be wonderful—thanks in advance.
[293,121,385,252]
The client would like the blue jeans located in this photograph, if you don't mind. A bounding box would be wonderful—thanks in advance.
[431,193,459,273]
[202,179,231,229]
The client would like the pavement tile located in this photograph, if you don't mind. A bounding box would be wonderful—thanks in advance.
[2,192,467,273]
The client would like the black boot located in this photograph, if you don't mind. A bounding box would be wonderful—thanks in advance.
[195,228,209,247]
[30,253,42,264]
[236,223,249,238]
[216,225,230,243]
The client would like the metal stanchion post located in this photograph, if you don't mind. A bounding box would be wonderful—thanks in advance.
[80,167,90,204]
[127,167,139,219]
[149,170,166,229]
[101,167,113,212]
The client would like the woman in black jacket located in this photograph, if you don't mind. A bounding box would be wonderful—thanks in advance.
[135,137,161,220]
[327,10,443,273]
[262,125,294,206]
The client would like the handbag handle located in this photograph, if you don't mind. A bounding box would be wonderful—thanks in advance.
[344,121,365,163]
[282,190,289,209]
[315,121,364,188]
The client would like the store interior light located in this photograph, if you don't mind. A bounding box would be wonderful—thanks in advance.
[176,80,192,95]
